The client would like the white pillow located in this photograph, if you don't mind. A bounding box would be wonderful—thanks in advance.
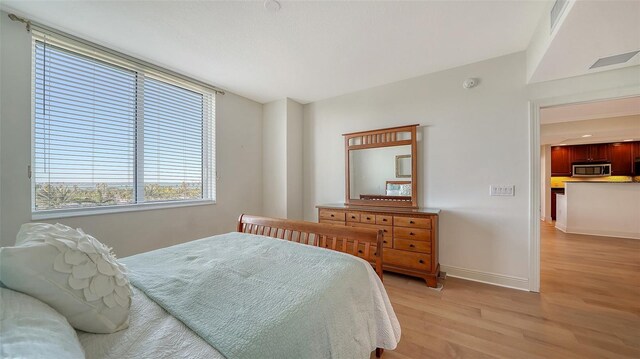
[0,287,85,358]
[0,223,132,333]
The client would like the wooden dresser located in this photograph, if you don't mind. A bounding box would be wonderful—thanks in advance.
[317,204,440,287]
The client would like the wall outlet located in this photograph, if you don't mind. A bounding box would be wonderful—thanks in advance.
[490,185,515,196]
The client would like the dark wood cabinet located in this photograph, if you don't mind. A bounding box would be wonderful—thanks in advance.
[570,145,590,163]
[551,146,572,176]
[590,143,611,162]
[552,142,639,177]
[571,143,610,163]
[610,142,634,175]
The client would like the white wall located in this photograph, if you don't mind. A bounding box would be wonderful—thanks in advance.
[286,99,304,220]
[262,98,303,220]
[262,99,288,218]
[0,12,264,257]
[555,193,566,231]
[303,51,640,289]
[526,0,573,82]
[564,183,640,239]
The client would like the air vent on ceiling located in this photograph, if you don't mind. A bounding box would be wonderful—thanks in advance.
[550,0,568,32]
[590,51,640,69]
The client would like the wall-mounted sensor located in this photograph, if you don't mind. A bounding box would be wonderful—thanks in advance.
[264,0,281,12]
[463,78,479,89]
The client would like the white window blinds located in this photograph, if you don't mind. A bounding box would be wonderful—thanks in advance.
[32,36,215,216]
[143,78,212,202]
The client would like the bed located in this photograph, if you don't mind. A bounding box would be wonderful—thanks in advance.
[77,214,401,359]
[359,181,412,202]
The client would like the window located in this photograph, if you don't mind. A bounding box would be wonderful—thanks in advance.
[32,35,215,218]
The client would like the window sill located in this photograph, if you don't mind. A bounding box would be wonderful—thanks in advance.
[32,199,216,220]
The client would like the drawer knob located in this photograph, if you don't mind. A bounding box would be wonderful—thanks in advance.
[330,214,334,217]
[382,218,387,222]
[351,216,356,219]
[383,240,387,243]
[358,250,363,254]
[419,259,424,264]
[409,244,415,248]
[410,232,415,236]
[366,217,371,220]
[409,220,415,224]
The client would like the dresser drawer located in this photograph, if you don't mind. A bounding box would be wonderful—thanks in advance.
[394,238,431,253]
[384,248,431,271]
[394,227,431,241]
[394,216,431,229]
[376,215,392,225]
[346,212,360,222]
[319,219,346,226]
[361,213,376,224]
[347,223,392,247]
[319,209,346,221]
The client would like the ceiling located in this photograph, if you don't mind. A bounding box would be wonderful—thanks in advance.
[0,1,547,104]
[540,96,640,125]
[540,115,640,146]
[529,0,640,83]
[540,96,640,146]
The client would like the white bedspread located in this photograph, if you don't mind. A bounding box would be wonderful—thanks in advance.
[78,238,400,359]
[77,287,225,359]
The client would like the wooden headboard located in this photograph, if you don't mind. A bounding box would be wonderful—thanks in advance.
[237,214,383,279]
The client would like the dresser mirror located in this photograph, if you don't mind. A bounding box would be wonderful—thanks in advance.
[344,124,418,208]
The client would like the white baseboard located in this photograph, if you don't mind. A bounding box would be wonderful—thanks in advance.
[565,227,640,240]
[555,222,567,232]
[440,265,529,291]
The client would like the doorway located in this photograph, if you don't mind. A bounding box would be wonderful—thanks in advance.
[528,91,640,292]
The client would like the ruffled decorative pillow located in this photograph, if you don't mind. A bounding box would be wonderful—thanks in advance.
[0,223,132,333]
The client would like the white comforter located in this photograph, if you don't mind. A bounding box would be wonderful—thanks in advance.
[77,287,225,359]
[78,254,400,359]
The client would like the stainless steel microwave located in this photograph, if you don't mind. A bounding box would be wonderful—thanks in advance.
[572,163,611,177]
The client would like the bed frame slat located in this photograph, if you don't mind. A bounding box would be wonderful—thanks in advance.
[237,214,383,280]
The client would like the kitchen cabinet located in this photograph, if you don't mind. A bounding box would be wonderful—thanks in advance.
[590,144,611,161]
[551,146,572,176]
[571,143,611,163]
[610,142,634,176]
[552,142,640,177]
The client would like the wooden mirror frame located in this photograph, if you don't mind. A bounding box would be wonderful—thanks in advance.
[344,124,418,208]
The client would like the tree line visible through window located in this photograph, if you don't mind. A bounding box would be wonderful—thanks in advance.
[33,39,215,214]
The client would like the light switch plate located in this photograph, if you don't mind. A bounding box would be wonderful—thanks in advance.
[490,185,515,196]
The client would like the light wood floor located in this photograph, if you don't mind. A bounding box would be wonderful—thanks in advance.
[377,221,640,359]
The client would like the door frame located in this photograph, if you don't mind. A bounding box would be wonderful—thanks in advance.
[528,87,640,292]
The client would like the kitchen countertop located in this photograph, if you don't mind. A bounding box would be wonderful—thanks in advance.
[564,181,639,184]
